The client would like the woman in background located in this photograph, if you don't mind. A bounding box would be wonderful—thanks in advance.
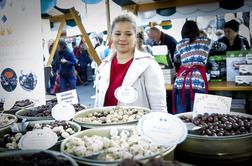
[219,19,250,51]
[173,20,212,114]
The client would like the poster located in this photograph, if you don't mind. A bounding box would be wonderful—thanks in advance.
[0,0,45,106]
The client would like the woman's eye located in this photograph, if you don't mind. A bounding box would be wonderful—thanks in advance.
[115,33,121,36]
[126,33,132,36]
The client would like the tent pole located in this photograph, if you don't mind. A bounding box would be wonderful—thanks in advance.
[69,7,101,65]
[47,18,65,66]
[105,0,111,41]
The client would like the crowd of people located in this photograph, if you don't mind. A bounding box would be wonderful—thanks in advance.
[46,14,250,114]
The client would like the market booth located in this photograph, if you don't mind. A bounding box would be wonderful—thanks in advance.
[1,0,252,165]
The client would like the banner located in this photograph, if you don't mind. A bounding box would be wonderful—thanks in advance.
[0,0,46,106]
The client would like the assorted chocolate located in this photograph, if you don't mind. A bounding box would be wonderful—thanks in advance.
[0,114,16,128]
[74,107,148,124]
[0,121,78,150]
[0,99,33,111]
[180,113,252,136]
[18,99,86,118]
[0,151,73,166]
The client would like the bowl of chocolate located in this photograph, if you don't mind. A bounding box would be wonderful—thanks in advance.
[0,150,78,166]
[175,112,252,165]
[0,120,81,152]
[0,114,17,130]
[15,99,86,121]
[0,99,34,114]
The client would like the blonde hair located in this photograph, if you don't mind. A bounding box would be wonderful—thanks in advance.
[111,14,137,34]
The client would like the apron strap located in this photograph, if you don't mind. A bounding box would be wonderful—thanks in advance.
[172,64,208,114]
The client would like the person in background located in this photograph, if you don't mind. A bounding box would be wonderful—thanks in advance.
[136,31,153,55]
[58,39,78,92]
[173,20,212,114]
[199,30,207,37]
[217,19,250,54]
[77,41,92,85]
[50,42,61,94]
[95,36,107,61]
[94,14,167,112]
[147,26,177,70]
[72,41,79,57]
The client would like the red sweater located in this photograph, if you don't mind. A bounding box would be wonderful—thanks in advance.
[104,56,133,106]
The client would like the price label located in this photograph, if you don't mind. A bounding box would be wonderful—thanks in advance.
[152,45,168,56]
[137,112,187,147]
[18,127,57,150]
[52,102,75,121]
[193,93,232,117]
[114,86,138,104]
[56,89,78,104]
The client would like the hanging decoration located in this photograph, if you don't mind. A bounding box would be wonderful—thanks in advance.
[160,20,172,30]
[139,10,156,19]
[81,0,102,5]
[148,20,172,30]
[112,0,135,6]
[156,7,176,16]
[220,0,244,10]
[40,0,57,14]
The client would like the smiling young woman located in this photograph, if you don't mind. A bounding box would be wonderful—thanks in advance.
[94,14,167,112]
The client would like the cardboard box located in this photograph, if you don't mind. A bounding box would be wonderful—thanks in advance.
[209,55,226,82]
[239,64,252,75]
[231,109,247,113]
[226,56,246,82]
[235,75,252,86]
[246,53,252,64]
[162,68,175,84]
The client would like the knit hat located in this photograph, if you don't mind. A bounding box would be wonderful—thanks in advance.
[224,19,240,32]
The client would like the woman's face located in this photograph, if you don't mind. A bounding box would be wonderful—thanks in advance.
[111,22,136,54]
[224,28,237,41]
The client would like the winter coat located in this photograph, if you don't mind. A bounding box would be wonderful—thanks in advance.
[58,48,78,76]
[94,49,167,112]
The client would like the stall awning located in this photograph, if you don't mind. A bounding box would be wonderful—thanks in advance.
[112,0,252,26]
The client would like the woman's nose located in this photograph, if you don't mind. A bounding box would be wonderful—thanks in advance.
[119,34,126,40]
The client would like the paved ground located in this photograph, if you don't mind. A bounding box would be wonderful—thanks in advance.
[76,81,95,108]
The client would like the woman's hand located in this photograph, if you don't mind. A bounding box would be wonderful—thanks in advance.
[61,58,67,63]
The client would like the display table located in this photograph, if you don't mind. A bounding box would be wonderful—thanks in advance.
[165,82,252,91]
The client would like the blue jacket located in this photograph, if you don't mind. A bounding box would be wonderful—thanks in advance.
[59,48,78,76]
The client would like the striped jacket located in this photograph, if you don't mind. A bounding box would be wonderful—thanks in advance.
[174,37,211,90]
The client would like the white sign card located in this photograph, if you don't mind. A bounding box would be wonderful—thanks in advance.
[193,93,232,117]
[18,127,58,150]
[0,0,46,106]
[114,86,138,104]
[137,112,187,147]
[56,89,78,104]
[52,102,75,121]
[152,45,168,56]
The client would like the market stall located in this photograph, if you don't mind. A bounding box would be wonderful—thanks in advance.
[1,0,252,166]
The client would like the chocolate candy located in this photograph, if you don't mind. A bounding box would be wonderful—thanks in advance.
[180,113,252,136]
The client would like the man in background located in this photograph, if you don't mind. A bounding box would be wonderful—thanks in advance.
[147,26,178,70]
